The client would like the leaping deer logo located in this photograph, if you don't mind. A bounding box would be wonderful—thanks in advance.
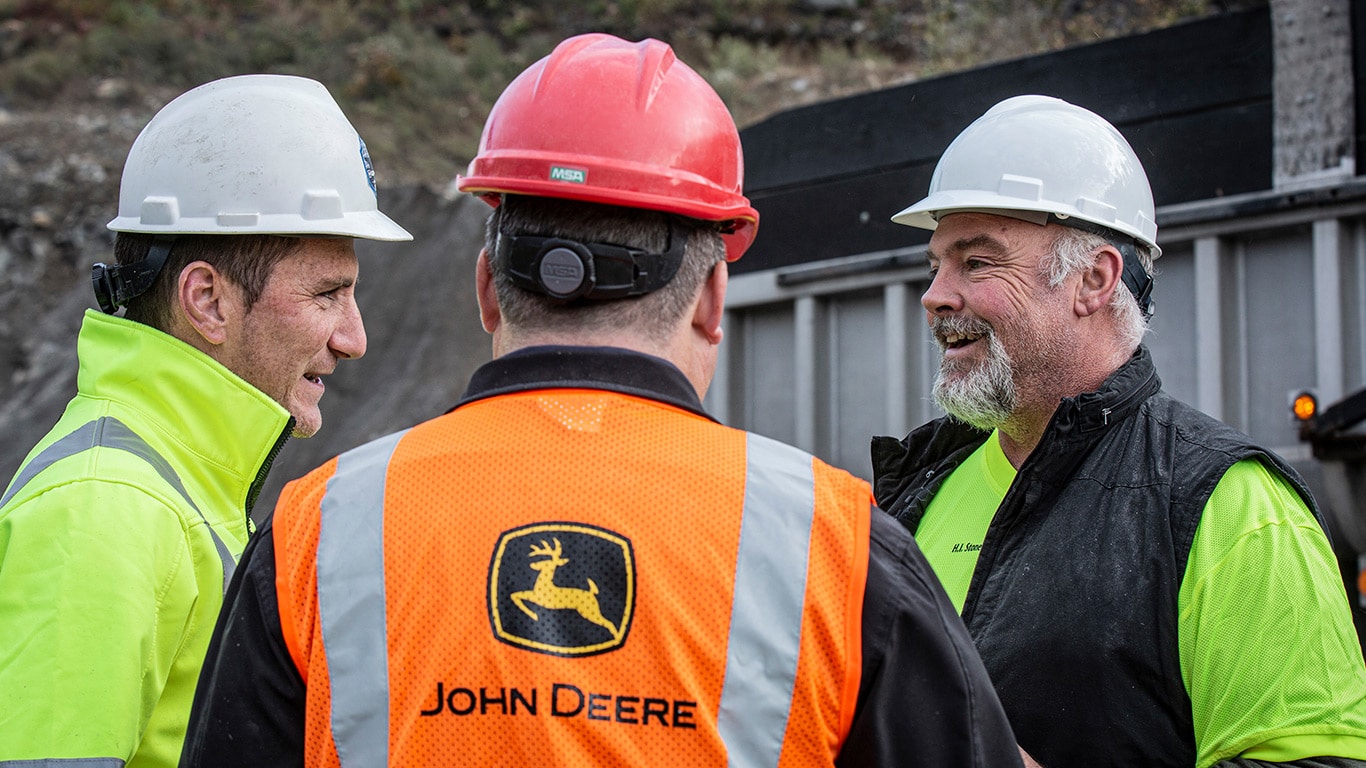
[510,538,621,640]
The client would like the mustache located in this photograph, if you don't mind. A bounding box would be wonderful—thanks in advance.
[930,315,994,347]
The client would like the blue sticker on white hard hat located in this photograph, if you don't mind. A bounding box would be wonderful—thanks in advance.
[359,136,377,195]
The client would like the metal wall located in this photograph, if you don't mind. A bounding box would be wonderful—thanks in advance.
[707,189,1366,485]
[706,0,1366,639]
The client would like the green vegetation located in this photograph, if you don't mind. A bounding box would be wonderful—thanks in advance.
[0,0,1260,189]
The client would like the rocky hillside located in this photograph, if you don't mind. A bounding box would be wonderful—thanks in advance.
[0,0,1261,512]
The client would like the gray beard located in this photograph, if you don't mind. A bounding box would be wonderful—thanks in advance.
[931,320,1017,431]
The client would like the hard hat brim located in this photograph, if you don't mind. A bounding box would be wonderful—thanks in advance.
[107,210,413,243]
[891,192,1161,258]
[458,174,758,261]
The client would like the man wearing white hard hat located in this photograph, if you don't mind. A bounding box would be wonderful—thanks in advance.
[0,74,410,767]
[871,95,1366,767]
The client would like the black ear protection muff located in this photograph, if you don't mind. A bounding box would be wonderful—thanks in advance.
[496,218,690,303]
[1049,215,1155,318]
[91,236,177,314]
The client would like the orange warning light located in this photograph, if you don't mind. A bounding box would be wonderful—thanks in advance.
[1292,391,1318,421]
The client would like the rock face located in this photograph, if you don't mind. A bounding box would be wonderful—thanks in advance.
[0,184,496,519]
[1271,0,1355,187]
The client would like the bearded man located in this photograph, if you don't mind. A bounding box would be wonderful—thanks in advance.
[871,95,1366,768]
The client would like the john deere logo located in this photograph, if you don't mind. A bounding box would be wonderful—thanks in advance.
[549,165,587,184]
[488,522,635,657]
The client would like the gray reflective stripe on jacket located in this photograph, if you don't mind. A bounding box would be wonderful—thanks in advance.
[315,429,820,768]
[0,416,237,593]
[0,754,124,759]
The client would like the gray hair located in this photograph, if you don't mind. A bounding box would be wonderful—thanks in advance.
[484,196,725,345]
[1044,226,1152,351]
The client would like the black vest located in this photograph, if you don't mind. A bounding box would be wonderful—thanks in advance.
[871,347,1321,768]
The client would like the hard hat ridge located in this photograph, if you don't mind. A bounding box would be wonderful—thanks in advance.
[528,32,676,113]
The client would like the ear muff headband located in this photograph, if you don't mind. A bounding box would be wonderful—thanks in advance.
[91,236,176,314]
[1050,215,1155,317]
[496,218,689,304]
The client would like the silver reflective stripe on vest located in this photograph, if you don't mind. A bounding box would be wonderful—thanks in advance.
[716,432,818,768]
[0,754,123,759]
[317,429,408,768]
[0,417,237,592]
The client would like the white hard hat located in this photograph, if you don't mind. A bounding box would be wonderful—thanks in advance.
[107,74,411,241]
[892,95,1159,258]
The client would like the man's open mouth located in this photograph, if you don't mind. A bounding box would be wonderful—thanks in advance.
[941,330,983,349]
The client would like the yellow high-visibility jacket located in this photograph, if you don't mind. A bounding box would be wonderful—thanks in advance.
[0,310,290,768]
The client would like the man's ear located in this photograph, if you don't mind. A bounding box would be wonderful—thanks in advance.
[1076,245,1123,317]
[692,259,727,346]
[475,249,501,335]
[178,261,233,346]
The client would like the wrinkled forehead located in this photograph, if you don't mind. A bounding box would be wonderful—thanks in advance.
[926,210,1056,257]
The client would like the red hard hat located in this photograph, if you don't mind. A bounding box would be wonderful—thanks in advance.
[456,33,759,261]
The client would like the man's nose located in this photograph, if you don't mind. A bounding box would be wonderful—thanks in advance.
[921,268,962,315]
[333,298,367,360]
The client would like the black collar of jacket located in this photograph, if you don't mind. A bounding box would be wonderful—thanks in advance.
[871,345,1162,518]
[1049,345,1162,437]
[453,345,717,422]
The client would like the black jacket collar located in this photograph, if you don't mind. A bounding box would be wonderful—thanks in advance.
[456,345,716,422]
[871,346,1161,514]
[1046,345,1161,439]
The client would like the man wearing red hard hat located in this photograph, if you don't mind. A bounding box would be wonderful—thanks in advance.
[182,34,1020,767]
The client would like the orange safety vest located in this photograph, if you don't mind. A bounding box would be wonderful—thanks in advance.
[274,388,872,767]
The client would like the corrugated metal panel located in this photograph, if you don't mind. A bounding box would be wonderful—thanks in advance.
[708,204,1366,480]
